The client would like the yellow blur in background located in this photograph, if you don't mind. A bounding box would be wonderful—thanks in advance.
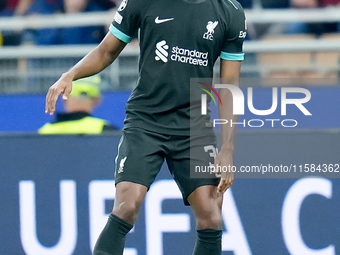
[0,30,3,46]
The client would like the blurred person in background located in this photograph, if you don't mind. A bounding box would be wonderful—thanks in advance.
[20,0,117,89]
[0,0,19,15]
[285,0,340,35]
[0,1,8,12]
[16,0,117,45]
[0,0,32,45]
[237,0,253,8]
[39,75,117,134]
[238,0,291,39]
[1,0,116,45]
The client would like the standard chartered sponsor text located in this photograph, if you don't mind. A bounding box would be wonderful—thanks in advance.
[171,46,208,66]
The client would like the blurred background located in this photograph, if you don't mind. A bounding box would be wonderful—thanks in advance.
[0,0,339,255]
[1,0,340,130]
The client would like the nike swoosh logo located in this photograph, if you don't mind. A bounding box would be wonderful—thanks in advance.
[155,16,174,24]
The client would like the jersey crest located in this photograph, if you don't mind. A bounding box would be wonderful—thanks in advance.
[203,21,218,41]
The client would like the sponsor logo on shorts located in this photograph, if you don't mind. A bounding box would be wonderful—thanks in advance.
[118,157,127,173]
[155,40,209,66]
[203,145,221,178]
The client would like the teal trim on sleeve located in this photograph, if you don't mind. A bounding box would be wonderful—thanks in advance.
[220,52,245,61]
[109,24,132,43]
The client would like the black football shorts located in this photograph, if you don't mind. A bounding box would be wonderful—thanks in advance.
[114,127,219,205]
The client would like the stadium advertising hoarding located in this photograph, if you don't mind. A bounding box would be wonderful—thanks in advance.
[0,134,339,255]
[1,85,340,132]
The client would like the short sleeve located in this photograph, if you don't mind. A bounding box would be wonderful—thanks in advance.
[110,0,141,43]
[220,3,246,61]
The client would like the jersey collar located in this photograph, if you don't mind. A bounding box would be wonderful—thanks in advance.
[182,0,206,4]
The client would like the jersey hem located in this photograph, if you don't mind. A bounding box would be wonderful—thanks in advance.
[123,121,214,136]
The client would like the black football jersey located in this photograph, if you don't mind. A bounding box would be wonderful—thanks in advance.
[111,0,246,135]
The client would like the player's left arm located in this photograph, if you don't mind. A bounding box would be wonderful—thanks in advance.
[215,60,241,193]
[216,2,246,193]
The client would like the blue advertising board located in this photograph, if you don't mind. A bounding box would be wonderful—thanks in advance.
[0,86,340,132]
[0,132,339,255]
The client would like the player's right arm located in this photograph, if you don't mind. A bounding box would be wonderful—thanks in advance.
[45,32,126,115]
[46,0,141,114]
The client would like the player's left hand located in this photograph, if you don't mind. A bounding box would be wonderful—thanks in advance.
[45,73,73,115]
[215,148,234,193]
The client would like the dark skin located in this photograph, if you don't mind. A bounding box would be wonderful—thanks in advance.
[215,59,242,193]
[45,32,241,228]
[45,32,125,113]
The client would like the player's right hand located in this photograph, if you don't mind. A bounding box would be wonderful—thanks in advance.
[45,73,73,115]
